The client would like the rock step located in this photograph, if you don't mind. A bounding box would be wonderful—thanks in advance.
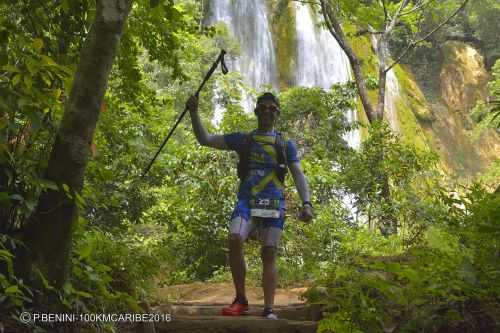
[158,303,324,322]
[154,315,318,333]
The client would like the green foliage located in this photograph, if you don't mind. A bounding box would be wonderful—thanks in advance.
[279,84,357,159]
[278,202,350,286]
[0,0,77,230]
[471,59,500,131]
[67,218,168,314]
[441,184,500,285]
[336,0,461,48]
[3,219,170,332]
[0,0,201,231]
[128,0,201,81]
[0,235,32,314]
[1,0,214,324]
[141,146,237,282]
[468,0,500,67]
[3,1,499,331]
[338,121,439,239]
[311,183,500,333]
[478,159,500,191]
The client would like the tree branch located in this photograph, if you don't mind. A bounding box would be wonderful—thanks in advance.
[292,0,320,5]
[400,0,433,17]
[386,0,410,35]
[320,0,376,123]
[382,0,388,26]
[319,0,348,51]
[356,28,384,36]
[385,0,469,73]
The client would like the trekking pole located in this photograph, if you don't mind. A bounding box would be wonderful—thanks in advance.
[141,50,228,178]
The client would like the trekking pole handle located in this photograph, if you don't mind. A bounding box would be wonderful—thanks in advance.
[195,49,228,97]
[141,50,228,178]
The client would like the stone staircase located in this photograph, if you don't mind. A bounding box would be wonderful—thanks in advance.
[150,302,323,333]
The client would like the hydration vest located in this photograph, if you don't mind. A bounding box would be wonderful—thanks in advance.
[236,132,288,184]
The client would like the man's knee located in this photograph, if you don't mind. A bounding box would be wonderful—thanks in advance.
[261,245,277,262]
[229,233,244,248]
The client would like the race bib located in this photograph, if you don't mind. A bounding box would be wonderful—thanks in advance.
[250,198,280,218]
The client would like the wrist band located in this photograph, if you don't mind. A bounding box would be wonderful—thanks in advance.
[302,201,313,208]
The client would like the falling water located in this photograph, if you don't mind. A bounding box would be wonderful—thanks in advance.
[207,1,364,148]
[209,0,279,123]
[295,4,350,87]
[370,35,400,132]
[294,3,367,222]
[385,69,400,132]
[294,3,360,149]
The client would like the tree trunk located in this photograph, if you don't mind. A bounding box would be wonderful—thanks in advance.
[320,0,376,123]
[351,54,376,124]
[374,36,399,235]
[376,65,386,120]
[21,0,132,289]
[0,163,10,231]
[379,170,397,236]
[375,36,388,121]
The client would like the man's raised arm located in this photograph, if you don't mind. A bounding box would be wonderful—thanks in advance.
[186,95,229,150]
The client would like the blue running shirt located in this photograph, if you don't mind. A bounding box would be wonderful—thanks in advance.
[224,130,299,200]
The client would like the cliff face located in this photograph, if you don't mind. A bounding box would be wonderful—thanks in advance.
[409,41,499,177]
[333,24,499,178]
[440,42,489,113]
[341,26,498,177]
[345,35,499,177]
[375,40,500,178]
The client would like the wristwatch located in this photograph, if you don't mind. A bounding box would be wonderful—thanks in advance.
[302,201,313,208]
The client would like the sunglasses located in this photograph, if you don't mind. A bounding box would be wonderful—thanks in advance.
[256,104,280,113]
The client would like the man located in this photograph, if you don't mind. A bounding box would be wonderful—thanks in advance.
[187,92,313,319]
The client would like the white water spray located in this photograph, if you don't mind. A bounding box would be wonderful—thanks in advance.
[385,69,400,132]
[294,3,360,149]
[209,0,279,123]
[370,35,400,132]
[294,3,363,221]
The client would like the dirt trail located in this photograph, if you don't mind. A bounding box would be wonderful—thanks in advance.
[152,282,309,305]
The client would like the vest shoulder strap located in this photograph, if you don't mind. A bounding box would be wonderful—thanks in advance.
[275,132,288,183]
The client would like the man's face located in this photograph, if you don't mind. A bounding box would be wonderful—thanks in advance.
[255,100,279,128]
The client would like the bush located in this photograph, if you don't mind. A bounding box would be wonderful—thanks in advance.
[63,219,169,315]
[311,185,500,333]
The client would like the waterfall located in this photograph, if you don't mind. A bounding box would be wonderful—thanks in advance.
[370,35,400,132]
[209,0,279,123]
[294,3,363,221]
[207,1,362,148]
[295,4,350,88]
[385,69,400,132]
[294,3,360,149]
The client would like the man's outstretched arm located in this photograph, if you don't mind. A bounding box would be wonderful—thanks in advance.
[186,95,229,150]
[289,162,314,222]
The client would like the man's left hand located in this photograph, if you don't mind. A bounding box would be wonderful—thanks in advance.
[299,204,314,223]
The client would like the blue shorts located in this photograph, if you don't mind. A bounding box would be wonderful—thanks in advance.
[230,198,285,230]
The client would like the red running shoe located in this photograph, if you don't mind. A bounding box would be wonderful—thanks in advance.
[222,298,249,316]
